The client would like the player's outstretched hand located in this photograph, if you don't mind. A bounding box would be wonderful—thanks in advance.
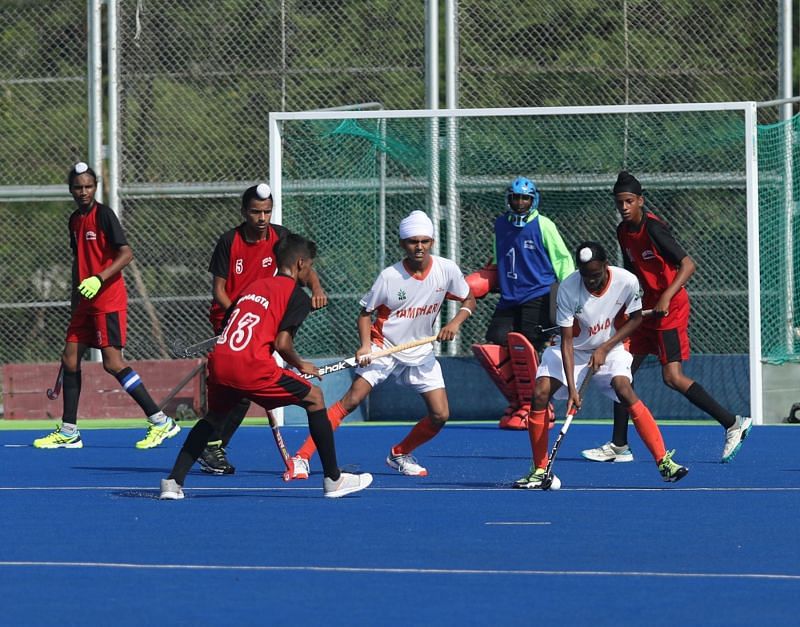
[311,287,328,310]
[77,275,102,299]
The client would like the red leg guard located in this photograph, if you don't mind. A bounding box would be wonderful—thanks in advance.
[472,344,519,426]
[507,332,539,408]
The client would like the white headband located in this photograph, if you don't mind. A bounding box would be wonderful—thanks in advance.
[74,162,89,174]
[256,183,271,199]
[399,210,434,240]
[579,247,593,263]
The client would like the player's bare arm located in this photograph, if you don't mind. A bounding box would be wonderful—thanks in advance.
[211,275,233,310]
[590,310,643,369]
[306,268,328,310]
[355,308,374,365]
[274,329,320,379]
[655,254,696,315]
[438,292,477,341]
[560,325,580,412]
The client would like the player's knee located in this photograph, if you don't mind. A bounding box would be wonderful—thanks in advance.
[661,371,683,390]
[303,385,325,411]
[429,410,448,424]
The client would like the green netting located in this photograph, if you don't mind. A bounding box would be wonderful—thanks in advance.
[277,109,757,359]
[758,115,800,364]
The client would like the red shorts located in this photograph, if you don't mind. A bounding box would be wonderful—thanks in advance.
[207,368,312,416]
[66,309,127,348]
[628,324,691,365]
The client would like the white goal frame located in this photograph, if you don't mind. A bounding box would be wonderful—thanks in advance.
[269,103,762,424]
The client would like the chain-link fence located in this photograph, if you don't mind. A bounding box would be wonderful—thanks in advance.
[0,0,791,374]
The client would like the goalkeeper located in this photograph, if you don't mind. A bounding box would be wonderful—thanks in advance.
[469,176,574,429]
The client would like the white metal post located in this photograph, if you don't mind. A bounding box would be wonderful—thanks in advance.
[107,0,120,220]
[425,0,441,345]
[744,102,764,424]
[88,0,103,203]
[445,0,459,355]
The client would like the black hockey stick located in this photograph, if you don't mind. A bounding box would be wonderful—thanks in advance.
[46,364,64,400]
[541,367,595,490]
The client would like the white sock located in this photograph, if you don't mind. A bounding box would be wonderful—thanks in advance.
[60,423,78,435]
[148,411,168,426]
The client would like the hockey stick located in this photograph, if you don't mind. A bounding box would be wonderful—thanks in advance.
[172,335,219,358]
[46,364,64,400]
[534,309,658,337]
[298,335,439,379]
[267,410,292,472]
[541,367,595,491]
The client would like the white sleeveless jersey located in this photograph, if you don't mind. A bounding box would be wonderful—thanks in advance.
[360,254,470,365]
[555,265,642,352]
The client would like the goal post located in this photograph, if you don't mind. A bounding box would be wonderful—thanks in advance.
[269,103,763,423]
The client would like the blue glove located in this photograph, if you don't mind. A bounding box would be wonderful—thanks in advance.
[78,275,103,299]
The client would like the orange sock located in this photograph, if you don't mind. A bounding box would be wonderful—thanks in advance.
[296,401,349,461]
[392,416,442,455]
[629,400,666,462]
[527,409,549,468]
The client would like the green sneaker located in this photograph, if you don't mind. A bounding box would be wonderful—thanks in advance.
[513,466,547,489]
[33,426,83,449]
[658,449,689,483]
[135,418,180,449]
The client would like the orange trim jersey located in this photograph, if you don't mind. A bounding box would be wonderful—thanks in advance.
[208,274,311,390]
[208,223,289,331]
[69,202,128,314]
[360,255,470,365]
[554,266,642,352]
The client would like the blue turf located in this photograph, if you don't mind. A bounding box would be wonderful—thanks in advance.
[1,422,798,626]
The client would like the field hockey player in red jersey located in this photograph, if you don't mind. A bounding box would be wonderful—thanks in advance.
[581,171,751,465]
[160,233,371,499]
[198,183,328,475]
[33,162,179,450]
[284,210,477,480]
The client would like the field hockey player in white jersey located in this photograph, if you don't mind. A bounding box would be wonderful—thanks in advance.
[285,210,477,479]
[514,241,688,489]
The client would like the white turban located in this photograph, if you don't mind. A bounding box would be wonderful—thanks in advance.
[399,210,434,240]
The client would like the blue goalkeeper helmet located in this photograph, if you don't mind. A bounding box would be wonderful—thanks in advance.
[505,176,540,227]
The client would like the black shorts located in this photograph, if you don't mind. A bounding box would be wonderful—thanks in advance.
[485,294,553,351]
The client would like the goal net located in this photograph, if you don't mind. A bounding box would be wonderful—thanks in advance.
[269,103,763,420]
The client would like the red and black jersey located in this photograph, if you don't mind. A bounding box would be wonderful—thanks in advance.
[69,202,128,313]
[207,274,311,390]
[208,223,289,331]
[617,211,690,330]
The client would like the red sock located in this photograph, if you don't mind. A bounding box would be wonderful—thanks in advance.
[527,409,549,469]
[296,401,349,461]
[392,416,443,455]
[629,400,666,462]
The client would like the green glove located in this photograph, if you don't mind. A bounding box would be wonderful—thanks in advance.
[78,275,103,299]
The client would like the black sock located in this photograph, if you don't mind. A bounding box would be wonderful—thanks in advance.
[307,408,340,480]
[612,401,629,446]
[684,382,736,428]
[218,398,250,447]
[168,419,215,485]
[114,367,159,417]
[62,370,81,426]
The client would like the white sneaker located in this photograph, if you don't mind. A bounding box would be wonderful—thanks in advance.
[722,415,752,463]
[159,478,184,500]
[323,472,373,498]
[283,455,310,481]
[386,452,428,476]
[581,441,634,463]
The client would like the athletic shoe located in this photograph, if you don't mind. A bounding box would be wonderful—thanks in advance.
[581,441,634,463]
[499,405,529,430]
[198,440,235,475]
[323,472,373,498]
[386,452,428,476]
[135,418,180,450]
[658,449,689,482]
[33,426,83,449]
[721,415,752,463]
[513,466,556,489]
[284,455,310,481]
[159,478,184,500]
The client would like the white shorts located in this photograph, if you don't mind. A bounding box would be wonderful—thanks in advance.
[356,352,445,394]
[536,345,632,402]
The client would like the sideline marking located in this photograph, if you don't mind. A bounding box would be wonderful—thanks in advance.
[0,560,797,581]
[3,445,29,448]
[0,485,799,493]
[485,521,551,526]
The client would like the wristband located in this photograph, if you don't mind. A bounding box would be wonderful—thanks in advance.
[459,306,473,316]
